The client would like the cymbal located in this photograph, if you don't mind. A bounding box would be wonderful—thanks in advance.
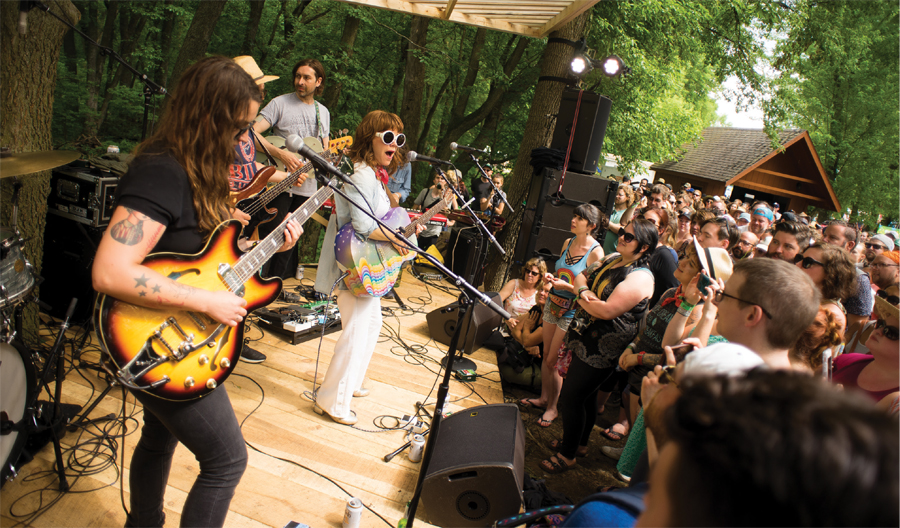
[0,150,81,178]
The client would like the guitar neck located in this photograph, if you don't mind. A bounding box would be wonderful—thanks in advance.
[405,196,451,237]
[234,184,335,280]
[258,159,316,205]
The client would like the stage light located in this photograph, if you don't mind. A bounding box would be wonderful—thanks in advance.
[601,55,624,77]
[570,55,590,75]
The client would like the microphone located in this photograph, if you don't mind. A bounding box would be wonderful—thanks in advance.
[450,142,488,156]
[284,134,353,185]
[18,0,31,35]
[408,151,452,166]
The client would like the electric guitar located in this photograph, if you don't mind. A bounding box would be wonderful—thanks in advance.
[94,184,337,401]
[233,136,352,231]
[335,189,453,297]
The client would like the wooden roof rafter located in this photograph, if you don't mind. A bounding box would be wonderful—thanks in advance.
[335,0,601,38]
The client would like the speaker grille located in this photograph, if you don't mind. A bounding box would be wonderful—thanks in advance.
[456,490,490,521]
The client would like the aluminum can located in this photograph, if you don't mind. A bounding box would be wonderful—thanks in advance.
[408,434,425,462]
[295,265,304,280]
[342,497,362,528]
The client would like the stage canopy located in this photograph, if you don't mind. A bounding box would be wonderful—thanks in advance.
[335,0,601,38]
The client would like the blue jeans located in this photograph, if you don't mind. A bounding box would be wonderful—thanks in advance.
[126,387,247,528]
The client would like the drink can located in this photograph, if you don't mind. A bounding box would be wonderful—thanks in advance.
[342,497,362,528]
[295,265,304,280]
[408,434,425,463]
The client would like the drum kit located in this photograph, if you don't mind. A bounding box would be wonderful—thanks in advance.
[1,148,81,489]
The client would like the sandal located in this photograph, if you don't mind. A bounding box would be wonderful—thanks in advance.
[600,426,628,441]
[539,455,576,474]
[548,439,587,457]
[537,415,555,428]
[519,398,546,411]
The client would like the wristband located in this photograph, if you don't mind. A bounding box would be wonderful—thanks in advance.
[637,352,645,366]
[676,304,694,318]
[680,300,696,310]
[576,286,589,297]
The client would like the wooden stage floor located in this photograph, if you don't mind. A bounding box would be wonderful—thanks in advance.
[1,268,505,528]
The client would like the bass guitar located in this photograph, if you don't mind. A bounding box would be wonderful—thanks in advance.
[234,136,352,233]
[94,183,337,401]
[335,189,453,297]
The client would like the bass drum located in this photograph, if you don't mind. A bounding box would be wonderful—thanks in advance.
[1,340,35,485]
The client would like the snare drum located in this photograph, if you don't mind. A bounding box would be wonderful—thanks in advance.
[1,339,35,484]
[0,227,35,309]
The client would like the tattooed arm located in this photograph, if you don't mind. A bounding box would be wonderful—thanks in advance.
[92,205,249,327]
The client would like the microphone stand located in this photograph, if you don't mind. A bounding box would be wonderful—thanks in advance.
[470,153,514,214]
[311,170,510,528]
[31,0,167,140]
[434,164,505,256]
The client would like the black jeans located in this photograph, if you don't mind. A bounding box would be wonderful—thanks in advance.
[126,387,247,528]
[558,354,617,459]
[260,193,309,279]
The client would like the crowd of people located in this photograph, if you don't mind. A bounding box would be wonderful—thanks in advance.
[496,175,898,525]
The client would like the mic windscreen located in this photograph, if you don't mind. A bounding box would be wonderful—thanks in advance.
[450,142,459,151]
[284,134,303,153]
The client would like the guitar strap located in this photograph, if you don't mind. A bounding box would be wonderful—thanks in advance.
[250,128,279,168]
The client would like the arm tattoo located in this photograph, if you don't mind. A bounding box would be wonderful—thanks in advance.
[643,353,664,368]
[110,207,147,246]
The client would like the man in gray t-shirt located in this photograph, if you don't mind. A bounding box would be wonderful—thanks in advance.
[251,58,331,282]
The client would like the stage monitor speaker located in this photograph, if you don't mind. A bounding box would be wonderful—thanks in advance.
[447,226,487,288]
[514,168,619,262]
[421,404,525,527]
[550,88,612,174]
[40,213,104,323]
[426,291,502,355]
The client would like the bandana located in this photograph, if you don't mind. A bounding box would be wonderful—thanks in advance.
[660,284,686,309]
[376,166,390,185]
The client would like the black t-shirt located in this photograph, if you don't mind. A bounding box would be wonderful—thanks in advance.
[648,245,679,308]
[472,179,493,206]
[114,152,204,255]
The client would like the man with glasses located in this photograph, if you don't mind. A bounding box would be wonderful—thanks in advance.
[252,58,330,282]
[864,234,895,269]
[732,230,758,260]
[822,220,875,331]
[870,250,900,290]
[708,258,820,369]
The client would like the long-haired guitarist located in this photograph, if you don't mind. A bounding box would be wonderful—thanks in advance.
[313,110,425,425]
[92,56,302,527]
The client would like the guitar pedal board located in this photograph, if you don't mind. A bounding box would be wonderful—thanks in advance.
[256,304,342,345]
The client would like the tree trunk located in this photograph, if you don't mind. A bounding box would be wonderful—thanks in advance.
[482,13,590,292]
[156,0,177,88]
[240,0,266,55]
[0,0,81,342]
[96,5,148,133]
[168,0,228,88]
[80,0,116,139]
[323,14,360,110]
[398,15,430,153]
[259,1,286,67]
[389,35,408,113]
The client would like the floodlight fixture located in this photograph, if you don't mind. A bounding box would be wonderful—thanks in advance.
[569,51,630,80]
[601,55,624,77]
[570,55,590,75]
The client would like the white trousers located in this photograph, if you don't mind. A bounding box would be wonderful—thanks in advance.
[316,290,381,419]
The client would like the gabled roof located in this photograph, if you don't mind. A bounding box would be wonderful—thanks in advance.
[335,0,600,38]
[650,127,805,182]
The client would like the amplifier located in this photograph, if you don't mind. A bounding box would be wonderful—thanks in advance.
[47,166,118,227]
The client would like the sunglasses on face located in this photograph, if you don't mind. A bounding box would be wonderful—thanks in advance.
[375,131,406,147]
[800,256,824,269]
[617,227,636,243]
[876,289,900,306]
[865,243,886,250]
[524,269,540,276]
[658,365,679,388]
[874,319,900,341]
[234,123,253,142]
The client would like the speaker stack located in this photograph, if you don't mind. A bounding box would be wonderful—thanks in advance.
[551,88,613,175]
[421,404,526,527]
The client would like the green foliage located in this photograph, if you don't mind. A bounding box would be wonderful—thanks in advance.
[764,0,899,222]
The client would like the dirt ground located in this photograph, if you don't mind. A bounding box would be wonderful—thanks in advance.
[502,382,632,504]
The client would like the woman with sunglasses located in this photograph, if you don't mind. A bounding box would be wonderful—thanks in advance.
[499,257,547,331]
[92,57,303,527]
[539,220,656,474]
[640,208,680,308]
[526,204,605,427]
[795,243,858,335]
[832,285,899,402]
[313,111,424,425]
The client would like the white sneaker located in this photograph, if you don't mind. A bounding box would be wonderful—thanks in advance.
[601,446,623,460]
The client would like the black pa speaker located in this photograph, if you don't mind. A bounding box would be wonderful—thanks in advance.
[550,88,612,174]
[421,404,526,527]
[40,213,104,323]
[426,291,502,355]
[447,226,488,288]
[515,168,619,262]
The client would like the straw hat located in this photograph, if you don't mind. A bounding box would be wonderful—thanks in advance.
[693,236,734,284]
[874,285,899,320]
[233,56,279,85]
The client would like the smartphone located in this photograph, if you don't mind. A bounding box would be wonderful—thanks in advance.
[669,343,696,362]
[697,273,714,296]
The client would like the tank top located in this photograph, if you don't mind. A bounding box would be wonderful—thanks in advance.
[505,279,536,319]
[551,238,600,300]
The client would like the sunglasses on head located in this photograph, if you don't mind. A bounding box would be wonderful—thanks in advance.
[375,131,406,147]
[800,256,824,269]
[617,227,636,243]
[874,319,900,341]
[876,289,900,306]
